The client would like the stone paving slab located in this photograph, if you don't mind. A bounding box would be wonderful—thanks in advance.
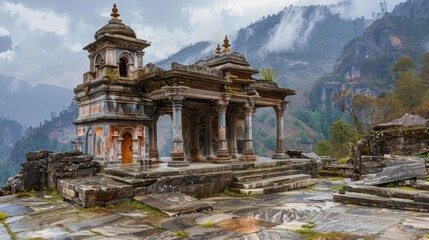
[0,224,11,240]
[216,217,277,234]
[0,178,428,239]
[134,192,213,216]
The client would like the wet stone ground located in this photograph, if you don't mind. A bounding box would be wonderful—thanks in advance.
[0,178,428,240]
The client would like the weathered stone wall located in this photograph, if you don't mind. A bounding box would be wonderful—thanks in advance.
[2,150,100,195]
[367,127,429,156]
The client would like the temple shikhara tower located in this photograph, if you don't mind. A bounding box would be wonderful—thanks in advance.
[74,4,296,167]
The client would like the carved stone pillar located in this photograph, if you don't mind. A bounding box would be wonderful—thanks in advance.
[272,102,288,159]
[240,106,257,161]
[168,92,188,167]
[117,137,123,161]
[228,109,239,159]
[190,112,203,161]
[205,113,215,160]
[149,115,160,161]
[215,103,232,163]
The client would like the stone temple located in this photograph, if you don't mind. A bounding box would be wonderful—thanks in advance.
[73,4,295,167]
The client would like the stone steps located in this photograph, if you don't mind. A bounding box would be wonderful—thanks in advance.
[415,180,429,190]
[232,174,310,189]
[333,192,429,212]
[231,179,318,195]
[345,184,429,200]
[318,170,344,177]
[233,169,301,182]
[100,173,157,187]
[232,165,296,177]
[230,162,317,195]
[322,164,353,172]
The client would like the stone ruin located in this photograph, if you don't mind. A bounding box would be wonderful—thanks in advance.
[332,114,429,211]
[1,150,100,195]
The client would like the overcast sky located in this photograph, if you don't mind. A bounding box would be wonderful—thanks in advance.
[0,0,407,89]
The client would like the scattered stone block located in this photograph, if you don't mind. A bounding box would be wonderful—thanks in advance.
[415,180,429,190]
[134,192,213,217]
[354,162,427,186]
[333,192,429,212]
[25,150,53,161]
[344,185,423,200]
[58,176,133,208]
[414,194,429,203]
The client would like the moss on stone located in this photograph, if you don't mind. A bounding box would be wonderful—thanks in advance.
[200,221,214,228]
[0,212,9,220]
[173,230,189,238]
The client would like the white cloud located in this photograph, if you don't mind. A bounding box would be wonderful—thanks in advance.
[3,1,68,36]
[263,7,326,53]
[64,42,84,52]
[0,27,10,36]
[0,49,14,61]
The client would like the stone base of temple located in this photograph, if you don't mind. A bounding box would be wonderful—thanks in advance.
[190,149,205,161]
[239,150,257,161]
[149,149,159,161]
[169,152,188,167]
[272,153,289,159]
[213,149,232,163]
[167,161,190,167]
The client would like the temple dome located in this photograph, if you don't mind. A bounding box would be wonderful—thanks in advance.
[94,4,137,39]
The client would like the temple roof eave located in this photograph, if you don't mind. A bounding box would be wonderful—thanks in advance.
[83,34,151,52]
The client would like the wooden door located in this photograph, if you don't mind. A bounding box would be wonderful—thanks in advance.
[121,133,133,164]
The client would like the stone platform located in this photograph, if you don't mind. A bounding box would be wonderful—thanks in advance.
[56,158,317,208]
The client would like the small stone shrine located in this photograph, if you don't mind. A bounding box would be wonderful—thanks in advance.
[73,4,296,167]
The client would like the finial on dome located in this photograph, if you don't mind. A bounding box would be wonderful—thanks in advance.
[215,44,221,55]
[222,35,231,53]
[111,3,120,19]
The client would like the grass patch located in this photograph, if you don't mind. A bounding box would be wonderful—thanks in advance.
[331,177,344,182]
[308,232,369,240]
[0,212,9,220]
[173,230,189,238]
[336,157,348,164]
[106,199,165,215]
[301,222,316,229]
[385,183,417,191]
[332,183,347,191]
[76,206,104,213]
[294,229,318,237]
[43,189,63,200]
[200,221,214,228]
[306,185,315,190]
[224,188,255,198]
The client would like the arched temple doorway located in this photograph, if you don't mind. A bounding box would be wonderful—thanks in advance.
[119,57,128,77]
[121,132,133,164]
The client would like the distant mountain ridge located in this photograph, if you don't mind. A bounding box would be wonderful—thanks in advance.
[0,75,74,127]
[294,0,429,141]
[157,4,367,92]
